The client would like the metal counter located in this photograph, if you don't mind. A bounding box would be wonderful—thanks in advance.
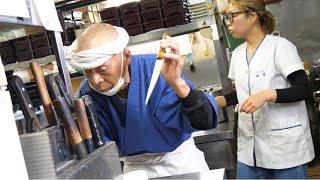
[193,121,236,172]
[58,142,122,179]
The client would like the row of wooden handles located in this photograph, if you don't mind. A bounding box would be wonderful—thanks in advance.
[30,61,104,159]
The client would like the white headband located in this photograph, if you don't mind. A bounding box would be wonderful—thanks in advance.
[65,26,129,70]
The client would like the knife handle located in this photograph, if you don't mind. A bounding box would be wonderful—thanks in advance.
[55,74,74,111]
[45,74,61,102]
[11,76,41,132]
[74,98,95,153]
[30,61,56,126]
[157,33,169,59]
[53,97,87,159]
[82,95,105,148]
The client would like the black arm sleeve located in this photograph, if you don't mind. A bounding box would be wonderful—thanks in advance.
[224,90,238,106]
[180,89,216,130]
[276,70,312,103]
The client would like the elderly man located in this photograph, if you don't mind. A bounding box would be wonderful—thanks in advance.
[68,23,218,178]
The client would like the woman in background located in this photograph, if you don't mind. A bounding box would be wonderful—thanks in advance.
[216,0,314,178]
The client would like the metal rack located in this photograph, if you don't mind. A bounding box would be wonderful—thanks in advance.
[0,14,72,95]
[128,18,215,45]
[4,55,56,71]
[55,0,105,11]
[0,1,72,178]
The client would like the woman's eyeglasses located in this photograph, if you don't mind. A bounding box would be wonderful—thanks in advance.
[222,10,253,24]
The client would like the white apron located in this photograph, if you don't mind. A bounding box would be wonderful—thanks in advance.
[122,137,209,178]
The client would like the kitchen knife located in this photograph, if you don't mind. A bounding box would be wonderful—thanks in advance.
[30,61,56,126]
[53,97,87,159]
[11,76,41,133]
[74,98,95,153]
[45,73,61,102]
[82,95,105,148]
[55,74,74,111]
[145,33,169,105]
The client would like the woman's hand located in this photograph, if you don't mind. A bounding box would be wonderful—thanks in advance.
[215,96,227,108]
[240,89,277,113]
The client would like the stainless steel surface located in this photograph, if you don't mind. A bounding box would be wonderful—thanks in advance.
[55,0,105,11]
[0,0,43,42]
[193,121,234,143]
[153,172,201,179]
[184,58,222,88]
[213,38,232,92]
[267,0,320,62]
[21,129,122,179]
[0,0,40,28]
[193,121,235,171]
[129,18,215,45]
[19,126,70,179]
[0,17,36,27]
[197,140,235,170]
[212,11,235,123]
[50,31,73,96]
[58,142,123,179]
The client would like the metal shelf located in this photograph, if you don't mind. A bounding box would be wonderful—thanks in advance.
[4,55,56,71]
[0,0,73,93]
[55,0,105,11]
[128,17,216,45]
[0,1,44,42]
[0,9,41,28]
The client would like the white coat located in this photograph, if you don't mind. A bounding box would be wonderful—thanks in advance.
[229,35,315,169]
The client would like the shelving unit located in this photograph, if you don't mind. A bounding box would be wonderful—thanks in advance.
[4,55,55,71]
[128,17,215,45]
[0,1,72,178]
[0,9,72,94]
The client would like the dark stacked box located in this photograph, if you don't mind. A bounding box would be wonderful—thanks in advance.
[61,28,76,46]
[100,7,122,27]
[119,2,144,36]
[57,9,66,30]
[30,31,54,59]
[162,0,189,27]
[0,40,17,65]
[14,36,34,62]
[140,0,165,32]
[2,9,76,64]
[58,10,76,46]
[12,31,56,62]
[99,0,189,36]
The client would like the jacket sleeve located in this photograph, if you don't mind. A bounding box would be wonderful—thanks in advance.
[155,76,219,133]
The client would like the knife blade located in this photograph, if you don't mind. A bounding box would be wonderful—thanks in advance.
[11,76,41,133]
[55,74,74,111]
[45,73,61,102]
[145,33,169,105]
